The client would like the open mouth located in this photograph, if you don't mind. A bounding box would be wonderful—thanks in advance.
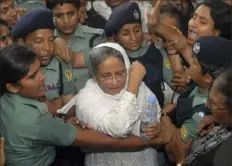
[188,29,198,41]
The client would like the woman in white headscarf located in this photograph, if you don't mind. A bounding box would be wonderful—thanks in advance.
[58,42,161,166]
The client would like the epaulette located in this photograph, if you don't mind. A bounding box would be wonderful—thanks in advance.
[82,25,104,35]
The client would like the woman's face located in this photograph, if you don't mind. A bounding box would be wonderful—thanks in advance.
[116,23,143,52]
[207,85,230,126]
[187,56,213,89]
[95,56,127,95]
[187,5,219,45]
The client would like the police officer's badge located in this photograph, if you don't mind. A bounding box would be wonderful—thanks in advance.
[193,42,200,54]
[53,15,57,27]
[134,10,140,20]
[65,69,73,81]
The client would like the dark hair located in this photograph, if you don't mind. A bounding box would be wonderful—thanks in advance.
[214,68,232,113]
[199,61,224,79]
[0,19,8,27]
[160,7,181,29]
[198,0,232,40]
[46,0,80,10]
[0,44,37,96]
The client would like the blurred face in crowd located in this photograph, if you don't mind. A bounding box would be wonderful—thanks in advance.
[7,59,46,99]
[25,29,55,66]
[0,0,17,28]
[78,2,87,24]
[104,0,127,8]
[207,83,230,126]
[95,56,127,95]
[161,14,179,28]
[53,3,79,35]
[116,23,143,52]
[187,5,219,45]
[0,24,12,48]
[169,0,189,14]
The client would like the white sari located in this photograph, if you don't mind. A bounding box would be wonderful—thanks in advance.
[58,43,161,166]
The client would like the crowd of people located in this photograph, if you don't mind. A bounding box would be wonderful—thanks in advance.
[0,0,232,166]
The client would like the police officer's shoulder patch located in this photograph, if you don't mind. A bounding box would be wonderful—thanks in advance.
[164,58,171,69]
[65,69,73,81]
[82,25,104,35]
[180,126,188,141]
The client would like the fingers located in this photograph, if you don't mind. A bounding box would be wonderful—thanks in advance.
[144,123,160,138]
[80,124,92,130]
[171,71,191,88]
[0,137,5,156]
[66,117,92,130]
[166,40,177,47]
[145,130,160,138]
[145,123,160,131]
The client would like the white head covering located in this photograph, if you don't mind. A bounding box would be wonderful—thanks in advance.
[57,42,161,136]
[88,42,130,100]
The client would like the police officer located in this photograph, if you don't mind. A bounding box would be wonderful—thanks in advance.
[173,36,232,127]
[46,0,105,92]
[11,9,76,114]
[14,0,45,11]
[105,2,164,107]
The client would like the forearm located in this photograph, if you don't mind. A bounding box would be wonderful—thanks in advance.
[72,127,147,150]
[44,98,63,116]
[154,23,192,64]
[168,54,183,72]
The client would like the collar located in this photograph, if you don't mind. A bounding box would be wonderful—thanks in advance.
[6,93,48,114]
[127,43,149,58]
[54,24,84,38]
[73,24,84,38]
[41,57,58,71]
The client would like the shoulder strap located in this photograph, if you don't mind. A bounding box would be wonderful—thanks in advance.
[89,34,101,47]
[58,61,64,96]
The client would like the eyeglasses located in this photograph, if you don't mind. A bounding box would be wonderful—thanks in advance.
[100,72,127,84]
[206,98,227,111]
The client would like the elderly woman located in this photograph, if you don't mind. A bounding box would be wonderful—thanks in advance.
[58,42,161,166]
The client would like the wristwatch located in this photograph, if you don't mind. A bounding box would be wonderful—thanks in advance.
[161,112,168,117]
